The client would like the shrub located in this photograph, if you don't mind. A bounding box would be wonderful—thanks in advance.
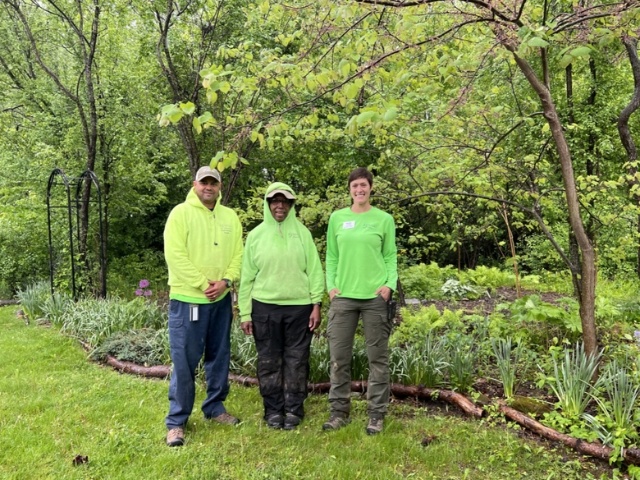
[61,296,166,348]
[309,335,330,383]
[446,333,475,393]
[498,295,581,335]
[390,333,448,387]
[230,325,257,377]
[440,279,483,300]
[547,342,601,418]
[91,328,170,366]
[0,213,50,295]
[390,305,463,347]
[16,280,51,321]
[456,266,515,289]
[400,262,455,300]
[106,251,167,299]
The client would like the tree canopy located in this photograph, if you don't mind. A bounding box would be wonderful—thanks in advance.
[1,0,640,352]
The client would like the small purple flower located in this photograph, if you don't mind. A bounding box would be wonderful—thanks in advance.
[135,289,143,296]
[634,330,640,343]
[139,279,150,289]
[144,290,153,297]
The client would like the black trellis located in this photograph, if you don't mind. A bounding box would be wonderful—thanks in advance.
[46,168,106,299]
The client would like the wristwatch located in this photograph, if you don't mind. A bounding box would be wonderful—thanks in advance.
[223,278,232,288]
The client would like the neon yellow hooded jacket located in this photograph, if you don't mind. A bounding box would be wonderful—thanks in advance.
[164,187,243,304]
[237,182,324,321]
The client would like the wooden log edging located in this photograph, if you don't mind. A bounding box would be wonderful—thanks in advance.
[306,380,483,418]
[105,355,170,378]
[498,401,640,466]
[102,358,640,466]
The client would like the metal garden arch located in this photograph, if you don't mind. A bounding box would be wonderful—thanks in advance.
[46,168,106,299]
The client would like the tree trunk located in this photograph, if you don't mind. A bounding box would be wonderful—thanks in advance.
[617,36,640,277]
[510,51,598,357]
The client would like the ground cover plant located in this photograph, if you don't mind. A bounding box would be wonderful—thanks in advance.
[0,306,615,480]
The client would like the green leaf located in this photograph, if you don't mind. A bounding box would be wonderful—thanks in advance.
[179,102,196,115]
[570,46,591,57]
[356,111,377,125]
[383,107,398,122]
[192,117,202,134]
[527,37,549,48]
[211,151,225,165]
[339,59,350,77]
[206,90,218,104]
[558,54,574,69]
[345,83,360,99]
[198,111,214,126]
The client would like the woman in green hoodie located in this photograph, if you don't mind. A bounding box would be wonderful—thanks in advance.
[238,182,324,430]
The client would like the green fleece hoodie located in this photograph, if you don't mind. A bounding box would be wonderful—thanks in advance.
[237,182,324,322]
[164,187,243,304]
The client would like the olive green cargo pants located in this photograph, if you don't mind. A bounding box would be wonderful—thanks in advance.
[327,296,391,419]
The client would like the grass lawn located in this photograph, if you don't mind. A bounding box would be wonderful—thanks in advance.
[0,306,615,479]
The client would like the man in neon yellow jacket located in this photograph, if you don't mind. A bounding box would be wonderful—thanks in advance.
[238,182,324,430]
[163,166,243,447]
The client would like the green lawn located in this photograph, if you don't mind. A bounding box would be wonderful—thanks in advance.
[0,306,612,479]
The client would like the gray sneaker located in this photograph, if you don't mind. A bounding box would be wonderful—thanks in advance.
[322,415,350,431]
[209,412,240,425]
[366,417,383,435]
[166,427,185,447]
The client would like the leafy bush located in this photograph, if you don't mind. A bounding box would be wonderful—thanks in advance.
[456,266,515,289]
[91,328,169,365]
[490,337,526,399]
[519,231,567,273]
[400,262,455,299]
[16,280,51,321]
[547,342,601,418]
[390,333,448,387]
[230,325,257,376]
[584,359,640,449]
[390,305,463,347]
[61,296,166,348]
[0,213,50,295]
[309,335,330,383]
[40,291,73,325]
[106,251,167,299]
[446,333,475,393]
[498,295,581,335]
[441,279,483,300]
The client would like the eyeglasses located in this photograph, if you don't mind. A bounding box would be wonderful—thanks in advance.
[268,198,292,206]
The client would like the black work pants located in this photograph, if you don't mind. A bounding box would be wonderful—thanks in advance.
[251,300,313,419]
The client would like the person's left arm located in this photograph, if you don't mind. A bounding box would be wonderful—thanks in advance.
[223,212,244,285]
[375,214,398,302]
[303,228,324,331]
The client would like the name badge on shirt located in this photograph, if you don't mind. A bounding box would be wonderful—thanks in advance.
[343,221,355,229]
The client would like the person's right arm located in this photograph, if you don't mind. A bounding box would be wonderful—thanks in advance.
[238,235,258,335]
[325,213,341,300]
[163,207,209,292]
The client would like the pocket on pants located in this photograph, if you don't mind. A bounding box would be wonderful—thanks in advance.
[168,300,184,329]
[251,314,270,343]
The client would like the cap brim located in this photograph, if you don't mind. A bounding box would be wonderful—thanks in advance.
[266,189,295,200]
